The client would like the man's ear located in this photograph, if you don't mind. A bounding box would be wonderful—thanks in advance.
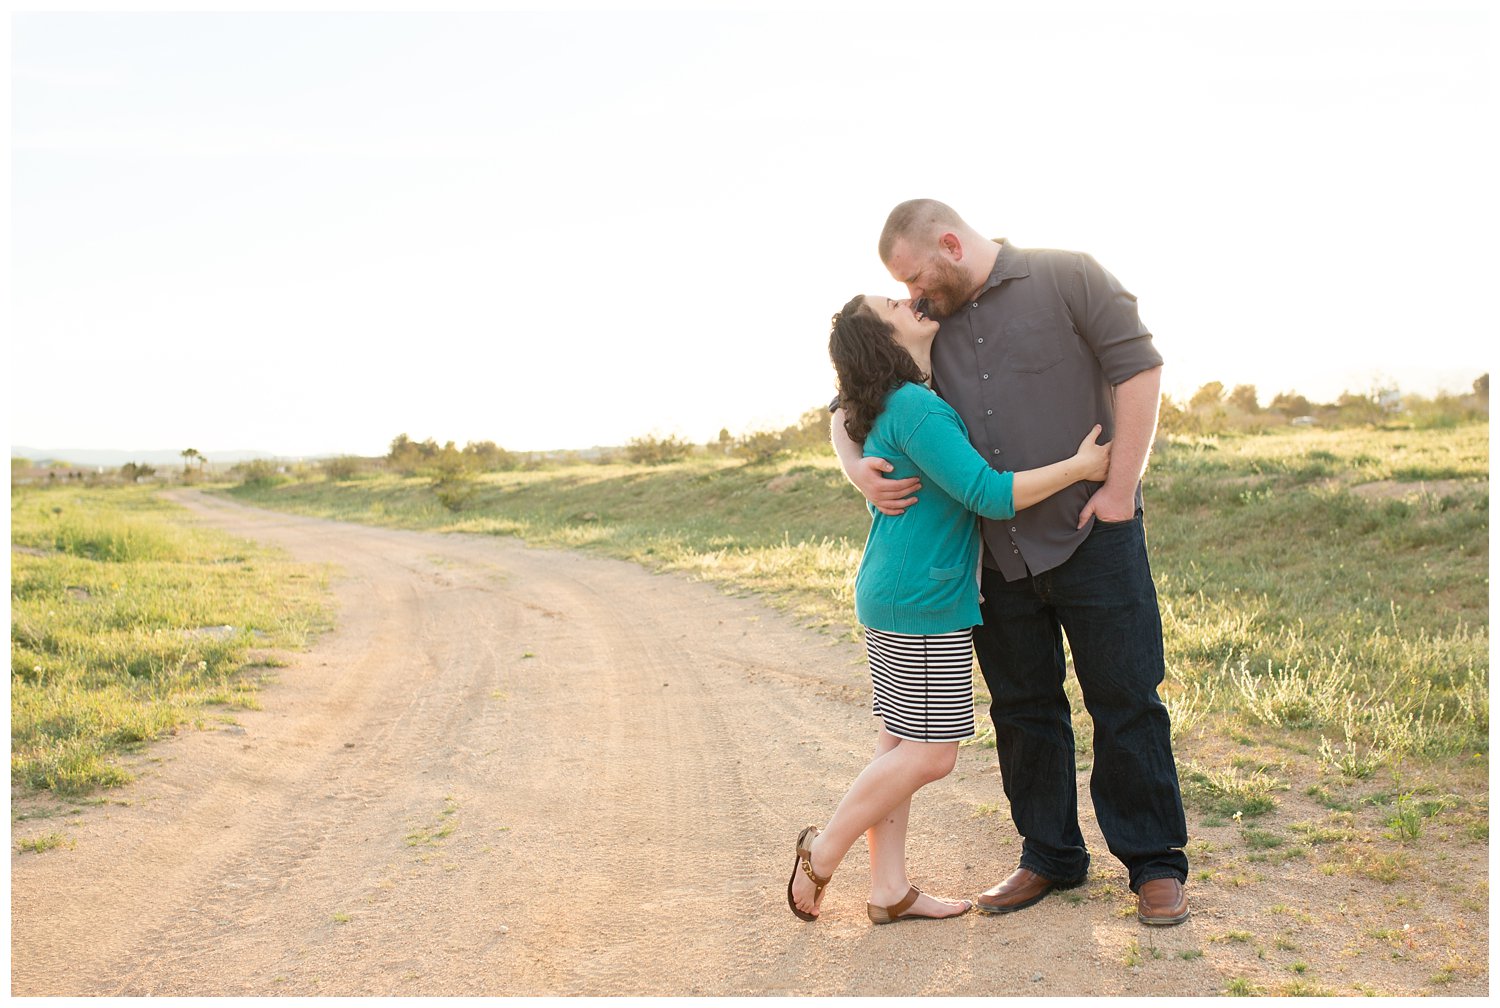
[938,231,964,261]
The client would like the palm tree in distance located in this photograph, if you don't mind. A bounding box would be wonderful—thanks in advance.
[180,448,207,481]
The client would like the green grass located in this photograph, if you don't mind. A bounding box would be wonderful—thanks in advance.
[13,832,71,854]
[226,423,1488,779]
[11,484,333,795]
[218,424,1492,974]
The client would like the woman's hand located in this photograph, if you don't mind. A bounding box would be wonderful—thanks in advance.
[1075,424,1111,482]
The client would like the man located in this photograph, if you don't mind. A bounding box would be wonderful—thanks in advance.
[830,199,1189,926]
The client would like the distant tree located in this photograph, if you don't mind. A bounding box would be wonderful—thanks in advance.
[233,459,282,487]
[1188,382,1225,410]
[1156,394,1192,435]
[120,462,156,483]
[626,433,691,465]
[730,429,786,464]
[1226,384,1259,414]
[1474,373,1489,400]
[427,441,478,510]
[180,448,207,481]
[1269,391,1313,417]
[1333,391,1382,424]
[462,440,518,471]
[387,433,439,474]
[321,456,364,480]
[778,407,833,454]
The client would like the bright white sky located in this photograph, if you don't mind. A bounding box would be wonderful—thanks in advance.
[8,1,1495,456]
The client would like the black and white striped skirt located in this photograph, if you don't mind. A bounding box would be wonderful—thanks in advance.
[864,626,977,742]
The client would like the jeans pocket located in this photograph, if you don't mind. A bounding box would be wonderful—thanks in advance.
[1093,507,1143,528]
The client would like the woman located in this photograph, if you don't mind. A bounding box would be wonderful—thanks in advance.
[787,294,1110,925]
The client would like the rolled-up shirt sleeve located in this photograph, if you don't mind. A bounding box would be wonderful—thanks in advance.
[1066,252,1163,386]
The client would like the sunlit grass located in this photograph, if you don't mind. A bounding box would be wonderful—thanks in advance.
[228,420,1488,822]
[11,485,333,795]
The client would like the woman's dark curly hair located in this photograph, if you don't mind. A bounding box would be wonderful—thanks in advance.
[829,295,927,442]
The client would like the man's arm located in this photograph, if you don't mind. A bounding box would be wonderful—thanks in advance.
[830,407,921,516]
[1079,366,1161,524]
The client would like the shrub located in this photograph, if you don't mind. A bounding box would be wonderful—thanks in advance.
[462,440,518,471]
[626,433,691,465]
[119,462,157,483]
[730,429,786,464]
[433,474,477,511]
[233,459,285,488]
[321,456,365,480]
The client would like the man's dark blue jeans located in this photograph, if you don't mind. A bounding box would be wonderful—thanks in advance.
[974,510,1188,893]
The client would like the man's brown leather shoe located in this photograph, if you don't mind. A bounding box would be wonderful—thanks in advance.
[975,867,1085,914]
[1136,877,1189,925]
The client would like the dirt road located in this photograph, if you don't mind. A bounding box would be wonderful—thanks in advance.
[8,492,1479,996]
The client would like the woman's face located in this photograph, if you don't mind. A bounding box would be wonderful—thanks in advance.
[863,295,939,346]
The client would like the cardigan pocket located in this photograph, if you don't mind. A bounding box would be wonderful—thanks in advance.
[928,565,966,582]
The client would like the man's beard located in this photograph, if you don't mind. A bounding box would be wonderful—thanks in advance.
[921,256,976,319]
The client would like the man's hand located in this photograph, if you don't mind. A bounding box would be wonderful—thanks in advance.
[1077,482,1135,528]
[1075,366,1161,529]
[832,407,920,515]
[853,456,921,516]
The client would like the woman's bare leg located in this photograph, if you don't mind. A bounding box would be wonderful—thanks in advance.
[863,730,971,917]
[789,725,968,918]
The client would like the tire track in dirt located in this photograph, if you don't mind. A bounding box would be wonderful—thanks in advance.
[9,491,869,995]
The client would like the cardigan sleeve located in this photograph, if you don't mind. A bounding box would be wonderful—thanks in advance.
[901,408,1016,519]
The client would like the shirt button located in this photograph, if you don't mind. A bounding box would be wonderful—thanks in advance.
[972,302,979,308]
[1012,548,1020,554]
[1011,527,1018,532]
[982,373,989,379]
[977,337,984,344]
[992,448,1000,455]
[986,409,993,416]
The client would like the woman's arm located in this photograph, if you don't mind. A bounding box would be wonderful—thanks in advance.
[1012,426,1110,510]
[903,408,1109,522]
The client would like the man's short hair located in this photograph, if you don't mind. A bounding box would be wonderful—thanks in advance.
[879,199,966,263]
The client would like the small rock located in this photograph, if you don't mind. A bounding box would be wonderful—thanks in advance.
[498,925,510,934]
[1031,973,1043,983]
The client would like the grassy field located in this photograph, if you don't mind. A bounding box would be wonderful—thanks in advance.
[228,423,1490,884]
[229,423,1488,744]
[10,485,333,797]
[12,422,1489,992]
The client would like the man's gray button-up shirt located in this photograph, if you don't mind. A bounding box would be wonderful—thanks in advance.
[929,239,1163,581]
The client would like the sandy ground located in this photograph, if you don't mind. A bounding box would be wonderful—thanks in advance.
[9,491,1488,996]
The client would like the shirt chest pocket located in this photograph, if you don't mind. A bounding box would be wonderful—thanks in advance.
[1002,308,1067,373]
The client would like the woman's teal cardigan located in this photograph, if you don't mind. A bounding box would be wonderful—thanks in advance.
[854,382,1016,635]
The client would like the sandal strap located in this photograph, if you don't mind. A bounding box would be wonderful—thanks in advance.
[796,826,832,887]
[887,885,922,918]
[798,854,831,888]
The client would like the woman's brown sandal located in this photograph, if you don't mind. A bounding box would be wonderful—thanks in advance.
[786,825,832,921]
[866,885,974,925]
